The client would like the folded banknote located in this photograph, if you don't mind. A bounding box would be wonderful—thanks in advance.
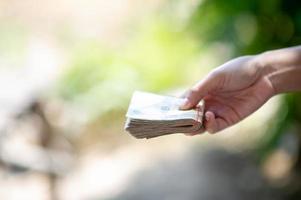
[125,91,204,139]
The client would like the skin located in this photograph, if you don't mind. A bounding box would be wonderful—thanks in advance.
[180,46,301,134]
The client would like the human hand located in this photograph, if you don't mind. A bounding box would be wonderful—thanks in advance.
[180,56,275,134]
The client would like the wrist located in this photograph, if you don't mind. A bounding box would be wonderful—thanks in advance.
[252,52,278,95]
[255,48,301,94]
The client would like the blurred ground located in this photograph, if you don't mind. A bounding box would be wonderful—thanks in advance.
[111,148,283,200]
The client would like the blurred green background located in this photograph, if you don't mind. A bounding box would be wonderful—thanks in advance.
[0,0,300,199]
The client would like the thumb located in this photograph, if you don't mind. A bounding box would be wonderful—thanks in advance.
[180,73,218,110]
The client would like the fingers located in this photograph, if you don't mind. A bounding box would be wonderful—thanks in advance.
[184,111,229,136]
[183,111,216,136]
[180,73,217,110]
[204,111,228,134]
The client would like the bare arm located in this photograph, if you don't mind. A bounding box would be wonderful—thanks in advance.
[181,46,301,134]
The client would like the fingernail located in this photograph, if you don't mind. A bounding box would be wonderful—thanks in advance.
[180,98,191,110]
[205,112,210,121]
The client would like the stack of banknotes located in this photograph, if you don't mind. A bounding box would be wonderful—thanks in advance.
[125,91,204,139]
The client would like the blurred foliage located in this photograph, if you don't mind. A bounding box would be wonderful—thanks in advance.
[58,16,200,119]
[189,0,301,55]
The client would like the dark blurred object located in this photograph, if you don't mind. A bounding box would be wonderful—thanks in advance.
[0,71,75,199]
[0,101,74,175]
[0,100,74,200]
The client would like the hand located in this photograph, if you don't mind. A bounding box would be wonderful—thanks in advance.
[180,56,275,134]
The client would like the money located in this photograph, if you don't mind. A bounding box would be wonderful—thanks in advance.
[125,91,204,139]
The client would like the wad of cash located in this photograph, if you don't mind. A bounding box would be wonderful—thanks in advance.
[125,91,204,139]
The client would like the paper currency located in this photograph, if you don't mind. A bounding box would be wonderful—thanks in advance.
[125,91,204,139]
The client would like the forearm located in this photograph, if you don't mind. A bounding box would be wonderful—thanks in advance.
[257,46,301,94]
